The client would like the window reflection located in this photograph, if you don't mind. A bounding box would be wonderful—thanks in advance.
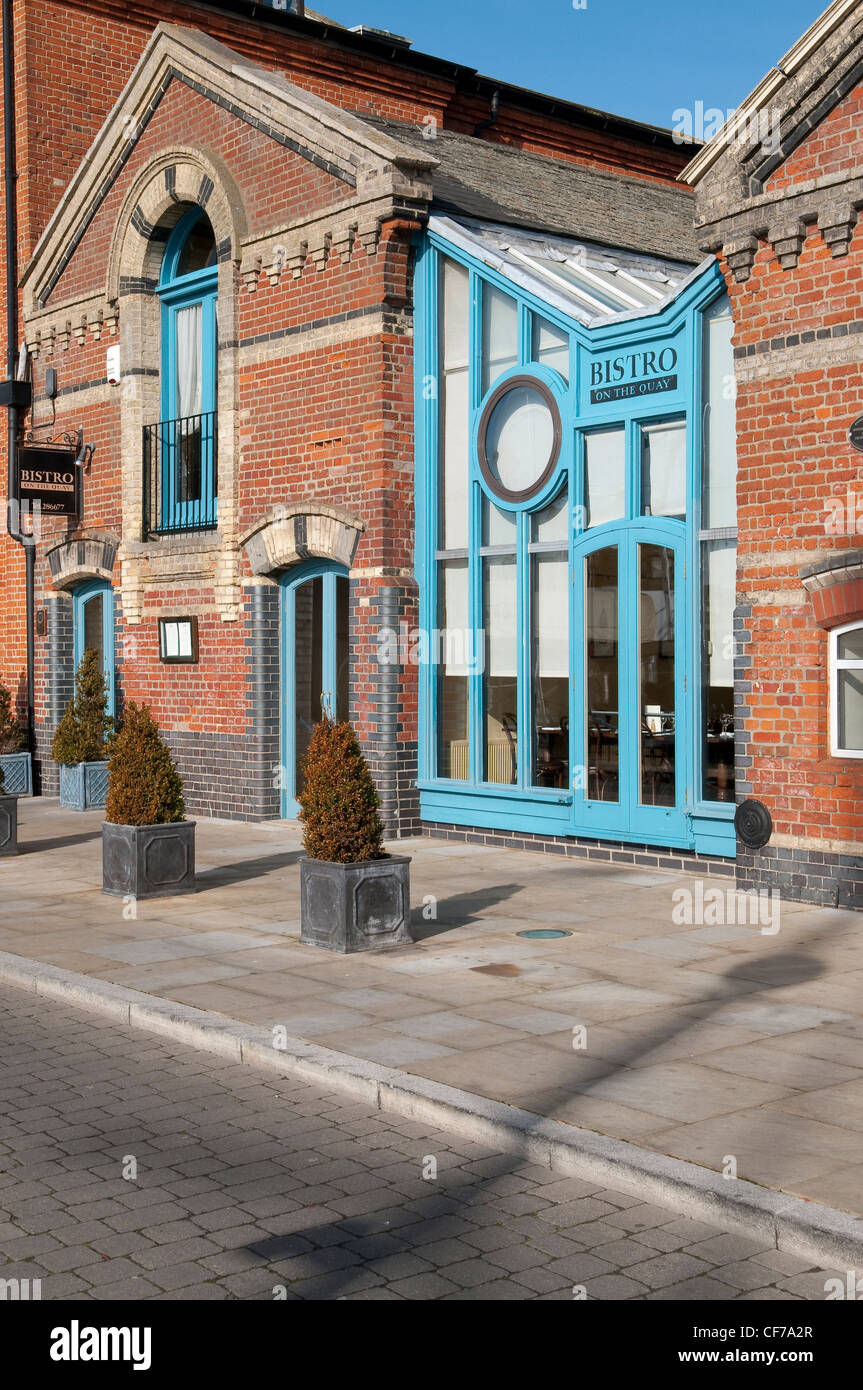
[586,547,619,802]
[83,596,104,668]
[482,284,518,394]
[483,554,518,784]
[702,539,735,799]
[437,560,470,779]
[639,544,675,806]
[531,490,569,788]
[584,427,625,529]
[532,316,569,381]
[641,420,686,519]
[294,577,323,798]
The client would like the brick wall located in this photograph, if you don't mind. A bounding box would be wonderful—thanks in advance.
[691,25,863,907]
[0,0,691,831]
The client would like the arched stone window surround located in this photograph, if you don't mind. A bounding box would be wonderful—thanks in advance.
[108,149,247,558]
[240,503,366,577]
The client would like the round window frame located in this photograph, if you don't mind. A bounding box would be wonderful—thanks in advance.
[477,373,563,505]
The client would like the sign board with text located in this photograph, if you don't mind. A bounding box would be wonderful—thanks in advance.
[17,445,80,517]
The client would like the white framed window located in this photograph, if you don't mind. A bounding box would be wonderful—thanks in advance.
[830,621,863,757]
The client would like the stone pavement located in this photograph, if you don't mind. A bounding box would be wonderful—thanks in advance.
[0,981,840,1300]
[4,799,863,1218]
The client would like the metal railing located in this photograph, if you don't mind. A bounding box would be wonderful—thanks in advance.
[142,411,217,537]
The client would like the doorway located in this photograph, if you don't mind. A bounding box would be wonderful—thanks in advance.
[280,562,349,818]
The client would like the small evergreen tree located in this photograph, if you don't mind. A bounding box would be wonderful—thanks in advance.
[51,649,112,765]
[298,717,384,863]
[105,702,186,826]
[0,683,24,755]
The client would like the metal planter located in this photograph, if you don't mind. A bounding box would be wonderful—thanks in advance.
[58,760,109,811]
[0,751,32,796]
[0,794,18,856]
[102,819,196,900]
[300,854,412,953]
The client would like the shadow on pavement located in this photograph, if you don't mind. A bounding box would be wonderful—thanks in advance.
[410,883,525,941]
[194,849,304,891]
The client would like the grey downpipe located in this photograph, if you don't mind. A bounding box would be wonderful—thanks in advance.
[3,0,37,782]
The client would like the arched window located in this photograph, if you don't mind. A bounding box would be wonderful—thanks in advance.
[146,207,218,533]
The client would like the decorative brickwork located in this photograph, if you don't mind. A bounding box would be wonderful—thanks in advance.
[686,1,863,907]
[0,2,696,847]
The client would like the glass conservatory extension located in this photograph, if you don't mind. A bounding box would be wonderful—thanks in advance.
[414,216,738,857]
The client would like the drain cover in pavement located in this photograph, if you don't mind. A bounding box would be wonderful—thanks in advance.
[516,929,572,939]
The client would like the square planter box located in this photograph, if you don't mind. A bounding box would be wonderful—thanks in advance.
[102,820,196,900]
[0,794,18,856]
[300,854,412,953]
[59,760,109,811]
[0,751,32,796]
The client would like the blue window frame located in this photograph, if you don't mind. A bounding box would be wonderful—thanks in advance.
[280,561,350,818]
[72,580,115,718]
[156,206,218,532]
[414,231,737,858]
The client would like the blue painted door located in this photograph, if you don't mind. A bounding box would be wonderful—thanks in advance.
[280,563,350,818]
[73,580,115,719]
[573,520,688,846]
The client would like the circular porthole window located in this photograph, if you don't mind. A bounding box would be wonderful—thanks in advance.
[478,375,562,504]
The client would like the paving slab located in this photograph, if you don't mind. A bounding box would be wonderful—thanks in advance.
[4,797,863,1233]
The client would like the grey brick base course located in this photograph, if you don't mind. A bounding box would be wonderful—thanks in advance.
[422,821,737,878]
[737,843,863,910]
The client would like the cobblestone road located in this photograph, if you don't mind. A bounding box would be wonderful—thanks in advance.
[0,984,839,1301]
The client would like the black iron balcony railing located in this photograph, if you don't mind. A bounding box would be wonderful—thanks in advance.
[142,411,217,537]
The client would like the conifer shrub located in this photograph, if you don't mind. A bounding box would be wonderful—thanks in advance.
[0,683,24,755]
[51,649,111,765]
[105,702,186,826]
[298,717,384,863]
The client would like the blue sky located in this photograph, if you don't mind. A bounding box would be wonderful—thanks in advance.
[313,0,824,130]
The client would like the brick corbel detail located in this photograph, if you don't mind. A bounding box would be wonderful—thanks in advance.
[768,219,808,270]
[723,233,759,283]
[818,202,857,258]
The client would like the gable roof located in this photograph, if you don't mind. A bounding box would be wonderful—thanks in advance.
[681,0,862,189]
[430,215,703,328]
[363,116,701,264]
[22,23,438,309]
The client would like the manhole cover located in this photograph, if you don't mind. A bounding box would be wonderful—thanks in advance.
[516,929,572,940]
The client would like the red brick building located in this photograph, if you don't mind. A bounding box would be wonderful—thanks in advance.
[2,1,708,838]
[4,0,859,908]
[684,0,863,905]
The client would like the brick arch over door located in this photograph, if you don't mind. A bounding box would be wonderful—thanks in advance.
[240,503,365,576]
[46,533,119,590]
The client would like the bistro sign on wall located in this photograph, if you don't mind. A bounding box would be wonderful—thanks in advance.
[17,445,80,517]
[588,346,679,405]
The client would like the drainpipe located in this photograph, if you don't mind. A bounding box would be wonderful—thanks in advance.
[2,0,37,786]
[473,89,500,138]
